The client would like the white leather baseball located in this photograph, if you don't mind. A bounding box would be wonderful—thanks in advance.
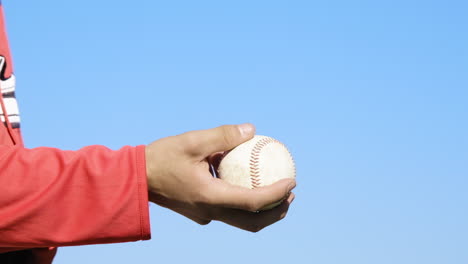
[217,135,296,210]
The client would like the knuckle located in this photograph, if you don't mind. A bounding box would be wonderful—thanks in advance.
[248,224,263,233]
[198,219,211,226]
[194,197,218,220]
[202,207,218,221]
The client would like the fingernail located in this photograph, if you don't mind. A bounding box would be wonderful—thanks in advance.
[238,123,254,137]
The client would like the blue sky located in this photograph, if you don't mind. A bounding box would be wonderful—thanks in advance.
[3,0,468,263]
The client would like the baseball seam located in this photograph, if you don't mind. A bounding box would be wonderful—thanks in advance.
[249,137,286,189]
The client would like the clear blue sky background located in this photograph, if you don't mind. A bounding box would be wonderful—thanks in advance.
[3,0,468,263]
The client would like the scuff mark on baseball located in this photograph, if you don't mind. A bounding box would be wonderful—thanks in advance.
[217,135,296,211]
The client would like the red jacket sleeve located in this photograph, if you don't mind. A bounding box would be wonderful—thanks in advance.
[0,144,151,249]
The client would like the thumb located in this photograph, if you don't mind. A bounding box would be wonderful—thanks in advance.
[182,123,255,158]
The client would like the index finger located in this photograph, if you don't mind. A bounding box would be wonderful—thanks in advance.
[206,178,296,212]
[214,193,295,232]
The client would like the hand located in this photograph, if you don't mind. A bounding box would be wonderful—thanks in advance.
[145,124,296,232]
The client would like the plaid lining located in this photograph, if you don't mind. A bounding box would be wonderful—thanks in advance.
[0,56,20,128]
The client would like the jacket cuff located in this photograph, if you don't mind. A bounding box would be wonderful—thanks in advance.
[135,145,151,240]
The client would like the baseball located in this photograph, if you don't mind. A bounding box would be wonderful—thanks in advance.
[217,135,296,210]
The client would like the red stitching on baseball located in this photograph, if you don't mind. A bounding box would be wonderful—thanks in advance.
[249,137,282,189]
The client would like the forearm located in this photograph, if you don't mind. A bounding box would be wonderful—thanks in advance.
[0,144,150,248]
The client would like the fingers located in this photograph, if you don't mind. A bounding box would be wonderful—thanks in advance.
[206,178,296,212]
[182,124,255,158]
[214,193,295,232]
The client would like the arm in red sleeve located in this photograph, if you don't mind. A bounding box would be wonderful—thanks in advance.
[0,144,151,248]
